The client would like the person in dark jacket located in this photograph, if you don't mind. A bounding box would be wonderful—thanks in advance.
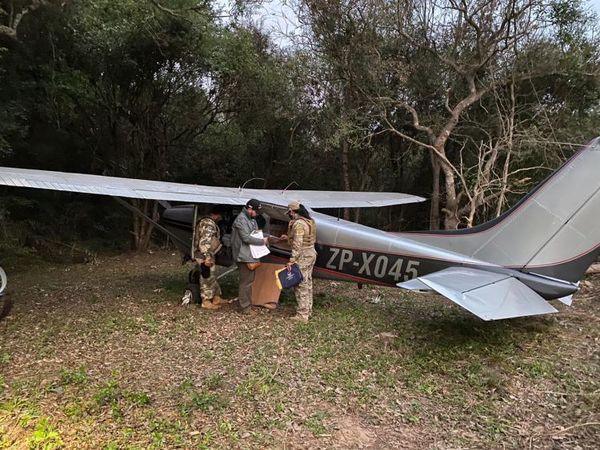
[231,199,269,314]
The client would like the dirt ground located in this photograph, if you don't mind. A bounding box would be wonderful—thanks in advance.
[0,251,599,449]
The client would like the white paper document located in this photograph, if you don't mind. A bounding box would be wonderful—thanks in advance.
[250,230,270,259]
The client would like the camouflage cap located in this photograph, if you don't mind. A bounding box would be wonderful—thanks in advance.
[287,201,301,211]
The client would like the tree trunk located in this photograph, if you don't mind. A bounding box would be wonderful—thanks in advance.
[442,161,459,229]
[429,151,441,230]
[130,199,158,252]
[341,139,351,221]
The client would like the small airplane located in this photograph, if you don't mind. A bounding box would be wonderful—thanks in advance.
[0,137,598,321]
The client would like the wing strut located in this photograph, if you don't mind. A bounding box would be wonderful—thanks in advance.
[191,205,198,259]
[112,197,189,249]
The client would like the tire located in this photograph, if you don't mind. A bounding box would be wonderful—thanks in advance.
[0,266,6,294]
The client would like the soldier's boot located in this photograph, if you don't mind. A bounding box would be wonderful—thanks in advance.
[212,295,230,306]
[290,314,309,323]
[201,299,221,310]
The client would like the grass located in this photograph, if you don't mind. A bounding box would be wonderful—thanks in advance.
[27,417,63,450]
[0,251,598,449]
[59,366,88,386]
[305,410,330,436]
[235,361,283,400]
[176,377,229,417]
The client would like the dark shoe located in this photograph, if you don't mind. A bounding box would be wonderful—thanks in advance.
[240,306,255,315]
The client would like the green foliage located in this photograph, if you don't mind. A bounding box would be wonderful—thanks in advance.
[94,379,151,409]
[0,101,27,156]
[0,0,599,241]
[59,367,88,386]
[177,376,229,416]
[27,417,63,450]
[190,390,229,413]
[94,380,122,406]
[299,0,600,227]
[235,361,282,400]
[304,410,329,436]
[125,391,152,407]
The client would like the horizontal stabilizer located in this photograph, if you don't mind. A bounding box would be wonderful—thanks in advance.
[398,267,558,320]
[0,167,425,208]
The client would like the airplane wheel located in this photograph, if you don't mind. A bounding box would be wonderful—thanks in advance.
[0,266,6,294]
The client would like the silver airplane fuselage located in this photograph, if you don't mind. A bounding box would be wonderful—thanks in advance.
[161,208,578,300]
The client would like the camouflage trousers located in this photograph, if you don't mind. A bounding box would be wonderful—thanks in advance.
[200,264,222,302]
[293,248,317,319]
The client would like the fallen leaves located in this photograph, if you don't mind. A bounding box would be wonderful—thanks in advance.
[0,250,598,449]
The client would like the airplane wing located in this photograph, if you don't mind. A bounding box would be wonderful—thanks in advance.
[0,167,425,208]
[397,267,558,320]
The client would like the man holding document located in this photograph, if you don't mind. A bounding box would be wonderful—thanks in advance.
[231,199,270,314]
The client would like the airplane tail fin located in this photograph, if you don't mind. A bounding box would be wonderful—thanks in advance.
[405,138,600,283]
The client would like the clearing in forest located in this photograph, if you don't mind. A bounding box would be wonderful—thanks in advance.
[0,251,598,449]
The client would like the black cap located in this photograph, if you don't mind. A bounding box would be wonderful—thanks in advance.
[246,198,262,210]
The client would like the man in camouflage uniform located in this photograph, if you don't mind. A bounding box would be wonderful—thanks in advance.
[281,201,317,322]
[195,205,228,310]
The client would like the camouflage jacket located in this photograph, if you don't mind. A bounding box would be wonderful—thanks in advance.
[195,217,222,261]
[288,218,316,263]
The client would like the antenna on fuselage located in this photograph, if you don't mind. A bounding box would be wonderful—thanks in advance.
[238,177,265,193]
[281,181,298,194]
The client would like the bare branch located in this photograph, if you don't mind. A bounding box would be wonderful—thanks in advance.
[375,95,436,140]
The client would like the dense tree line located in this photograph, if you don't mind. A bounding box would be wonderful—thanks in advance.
[0,0,598,252]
